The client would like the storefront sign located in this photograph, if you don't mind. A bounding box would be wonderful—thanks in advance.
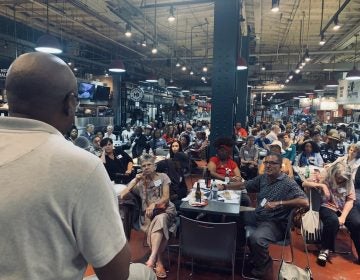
[129,87,144,102]
[0,68,8,79]
[337,79,360,105]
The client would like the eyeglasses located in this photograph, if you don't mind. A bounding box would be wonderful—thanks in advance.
[263,161,281,165]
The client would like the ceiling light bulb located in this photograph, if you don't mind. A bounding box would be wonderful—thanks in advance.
[142,39,147,47]
[301,61,306,66]
[176,61,181,67]
[333,18,341,31]
[299,65,303,69]
[190,70,194,75]
[168,6,175,23]
[182,66,187,71]
[319,34,326,45]
[305,56,311,62]
[125,23,132,37]
[151,47,158,54]
[202,66,208,72]
[271,0,280,12]
[261,64,266,71]
[285,79,289,83]
[295,69,300,74]
[289,74,293,80]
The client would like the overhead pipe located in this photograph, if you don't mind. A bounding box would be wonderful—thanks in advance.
[29,0,146,58]
[320,0,351,36]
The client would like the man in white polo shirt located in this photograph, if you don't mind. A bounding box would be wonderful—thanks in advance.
[0,52,155,280]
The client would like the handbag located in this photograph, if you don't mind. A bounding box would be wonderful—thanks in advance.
[301,189,322,244]
[151,202,167,219]
[278,211,313,280]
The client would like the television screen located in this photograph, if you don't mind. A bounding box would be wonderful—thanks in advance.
[94,85,110,101]
[78,82,95,99]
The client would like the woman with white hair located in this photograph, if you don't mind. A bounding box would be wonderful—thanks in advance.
[104,124,116,141]
[303,162,360,266]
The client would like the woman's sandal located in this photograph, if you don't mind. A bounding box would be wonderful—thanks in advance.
[317,250,329,267]
[155,264,167,279]
[145,256,156,268]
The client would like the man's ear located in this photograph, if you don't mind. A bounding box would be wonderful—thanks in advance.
[63,94,74,116]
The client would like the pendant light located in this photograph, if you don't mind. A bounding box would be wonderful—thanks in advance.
[35,0,62,54]
[146,73,158,83]
[168,6,175,23]
[345,34,360,81]
[271,0,280,12]
[236,30,247,71]
[125,23,132,37]
[152,0,158,55]
[108,58,126,73]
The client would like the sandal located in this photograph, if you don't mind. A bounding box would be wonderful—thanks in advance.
[145,256,156,268]
[317,249,329,267]
[155,264,167,279]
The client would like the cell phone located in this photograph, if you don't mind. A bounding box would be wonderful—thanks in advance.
[260,198,267,207]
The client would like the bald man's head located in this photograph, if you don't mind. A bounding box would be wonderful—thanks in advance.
[5,52,78,133]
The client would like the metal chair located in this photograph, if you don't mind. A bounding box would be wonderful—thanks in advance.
[177,215,237,280]
[241,209,295,279]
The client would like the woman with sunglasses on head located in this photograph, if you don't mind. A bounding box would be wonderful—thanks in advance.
[120,154,176,279]
[100,137,134,184]
[303,162,360,267]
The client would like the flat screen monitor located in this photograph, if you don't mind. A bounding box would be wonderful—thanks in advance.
[94,85,110,101]
[78,82,95,100]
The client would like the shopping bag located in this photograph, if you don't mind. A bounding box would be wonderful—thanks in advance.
[301,190,322,243]
[278,261,312,280]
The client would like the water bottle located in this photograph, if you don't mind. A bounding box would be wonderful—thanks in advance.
[224,169,230,184]
[195,182,202,203]
[211,179,218,200]
[305,164,310,179]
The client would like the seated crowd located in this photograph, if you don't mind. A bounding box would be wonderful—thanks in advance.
[68,118,360,279]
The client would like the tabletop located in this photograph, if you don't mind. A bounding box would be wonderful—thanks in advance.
[180,200,254,217]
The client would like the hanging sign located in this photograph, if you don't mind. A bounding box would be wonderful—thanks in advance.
[129,87,144,102]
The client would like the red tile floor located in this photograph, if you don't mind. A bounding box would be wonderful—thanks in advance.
[85,169,360,279]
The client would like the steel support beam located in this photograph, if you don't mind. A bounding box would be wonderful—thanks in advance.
[141,0,213,9]
[210,0,239,153]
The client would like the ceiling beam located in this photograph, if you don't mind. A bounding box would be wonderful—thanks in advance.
[140,0,213,9]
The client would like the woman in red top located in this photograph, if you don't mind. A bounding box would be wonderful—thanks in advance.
[207,137,250,206]
[207,138,243,184]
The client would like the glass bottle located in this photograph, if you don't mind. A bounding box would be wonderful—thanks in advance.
[195,182,202,203]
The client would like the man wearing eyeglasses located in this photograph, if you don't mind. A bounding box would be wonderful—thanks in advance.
[0,53,155,280]
[240,152,309,278]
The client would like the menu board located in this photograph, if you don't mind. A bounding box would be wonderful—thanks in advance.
[337,79,360,105]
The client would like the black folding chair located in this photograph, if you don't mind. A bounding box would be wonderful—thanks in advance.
[177,215,237,280]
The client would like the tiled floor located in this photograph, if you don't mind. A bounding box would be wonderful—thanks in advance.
[84,170,360,279]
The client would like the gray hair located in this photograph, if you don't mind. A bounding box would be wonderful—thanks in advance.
[139,153,155,165]
[348,143,360,159]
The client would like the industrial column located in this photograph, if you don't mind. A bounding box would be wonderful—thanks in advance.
[210,0,240,152]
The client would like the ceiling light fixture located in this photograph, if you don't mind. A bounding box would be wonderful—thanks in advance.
[190,70,194,75]
[202,65,208,72]
[314,84,324,92]
[261,63,266,71]
[305,49,311,62]
[288,73,293,80]
[146,73,158,83]
[141,36,147,47]
[333,16,341,31]
[236,30,247,71]
[125,23,132,37]
[108,59,126,73]
[271,0,280,12]
[319,33,326,45]
[151,44,158,54]
[176,60,181,67]
[181,65,187,71]
[35,1,62,54]
[168,6,175,22]
[285,79,290,83]
[326,56,338,87]
[345,34,360,81]
[236,57,247,70]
